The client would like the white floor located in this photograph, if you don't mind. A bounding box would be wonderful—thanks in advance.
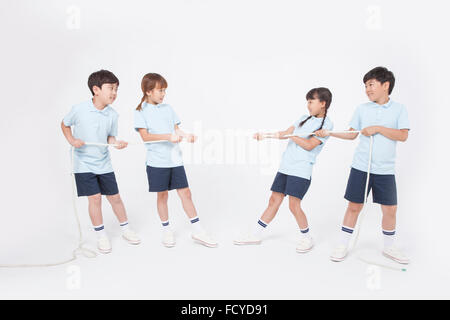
[1,178,447,300]
[0,0,449,301]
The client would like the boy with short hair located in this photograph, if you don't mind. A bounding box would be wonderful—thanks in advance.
[61,69,141,254]
[316,66,410,264]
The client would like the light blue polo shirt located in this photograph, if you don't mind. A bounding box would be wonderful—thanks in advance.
[63,100,118,174]
[134,102,183,168]
[278,115,334,180]
[349,99,410,175]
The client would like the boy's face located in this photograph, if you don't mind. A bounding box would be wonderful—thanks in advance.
[365,79,389,102]
[93,83,119,105]
[307,98,325,116]
[146,85,166,104]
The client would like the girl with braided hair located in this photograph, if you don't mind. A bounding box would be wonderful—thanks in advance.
[234,87,333,253]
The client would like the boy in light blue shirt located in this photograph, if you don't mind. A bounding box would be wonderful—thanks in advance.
[61,70,141,254]
[316,67,410,264]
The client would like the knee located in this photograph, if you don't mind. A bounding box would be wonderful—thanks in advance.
[157,191,169,202]
[107,194,122,205]
[288,202,297,213]
[89,193,102,205]
[382,205,397,218]
[268,194,282,208]
[177,188,192,200]
[347,202,363,215]
[288,198,301,213]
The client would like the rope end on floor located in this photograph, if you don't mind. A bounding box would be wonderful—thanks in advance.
[74,246,97,259]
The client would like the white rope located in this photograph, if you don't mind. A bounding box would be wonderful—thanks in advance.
[0,148,96,268]
[261,130,360,139]
[352,136,407,272]
[84,140,168,147]
[0,139,169,268]
[259,130,407,272]
[0,134,407,271]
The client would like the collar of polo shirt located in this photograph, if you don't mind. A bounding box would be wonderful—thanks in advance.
[371,98,392,109]
[89,99,111,114]
[143,101,163,108]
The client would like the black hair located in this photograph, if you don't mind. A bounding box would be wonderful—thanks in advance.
[299,87,332,131]
[88,69,119,95]
[363,66,395,95]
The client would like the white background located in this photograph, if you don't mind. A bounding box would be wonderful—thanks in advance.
[0,0,448,299]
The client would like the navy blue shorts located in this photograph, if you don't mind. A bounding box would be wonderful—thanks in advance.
[344,168,397,205]
[146,166,189,192]
[270,172,311,200]
[74,172,119,197]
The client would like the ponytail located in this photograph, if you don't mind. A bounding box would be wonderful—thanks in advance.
[136,73,168,111]
[136,95,146,111]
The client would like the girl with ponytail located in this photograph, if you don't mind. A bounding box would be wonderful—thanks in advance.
[234,87,334,253]
[134,73,218,248]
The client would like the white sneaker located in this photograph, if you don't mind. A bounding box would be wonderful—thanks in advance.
[122,229,141,245]
[383,245,410,265]
[192,231,218,248]
[162,230,176,248]
[233,233,262,245]
[330,245,348,262]
[97,236,112,254]
[296,237,314,253]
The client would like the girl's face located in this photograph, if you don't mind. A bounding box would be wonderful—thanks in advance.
[146,84,166,104]
[94,83,118,105]
[365,79,389,103]
[307,98,326,117]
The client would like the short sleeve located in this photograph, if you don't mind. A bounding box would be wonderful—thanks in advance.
[170,106,181,126]
[349,106,361,130]
[397,105,410,130]
[63,106,78,126]
[315,119,334,144]
[134,109,148,132]
[109,113,119,137]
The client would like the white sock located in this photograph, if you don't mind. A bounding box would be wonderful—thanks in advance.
[161,220,171,232]
[93,224,107,239]
[340,225,354,247]
[254,219,269,236]
[190,216,204,234]
[120,221,129,232]
[300,227,311,239]
[383,229,396,249]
